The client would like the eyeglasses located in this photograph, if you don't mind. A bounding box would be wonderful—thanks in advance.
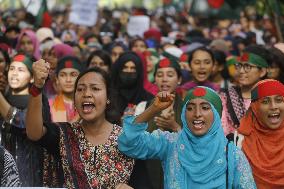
[234,63,258,73]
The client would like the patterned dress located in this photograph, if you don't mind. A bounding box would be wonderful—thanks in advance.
[0,146,21,187]
[40,121,134,189]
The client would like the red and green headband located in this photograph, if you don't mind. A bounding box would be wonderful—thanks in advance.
[180,53,188,63]
[226,56,237,66]
[184,86,222,117]
[251,79,284,101]
[12,54,33,73]
[156,57,180,70]
[56,56,83,75]
[237,52,268,68]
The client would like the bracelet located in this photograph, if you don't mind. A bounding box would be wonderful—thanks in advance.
[29,84,43,97]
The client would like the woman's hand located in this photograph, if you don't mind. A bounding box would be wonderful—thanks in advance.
[32,59,50,88]
[152,91,175,112]
[134,92,175,124]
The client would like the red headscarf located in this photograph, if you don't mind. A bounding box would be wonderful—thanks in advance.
[238,79,284,189]
[136,52,158,95]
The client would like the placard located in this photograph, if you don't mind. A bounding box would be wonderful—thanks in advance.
[69,0,98,26]
[127,16,150,37]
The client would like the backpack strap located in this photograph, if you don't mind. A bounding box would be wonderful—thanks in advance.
[226,141,229,189]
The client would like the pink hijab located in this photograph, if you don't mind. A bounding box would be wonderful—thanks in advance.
[16,29,41,60]
[52,44,75,59]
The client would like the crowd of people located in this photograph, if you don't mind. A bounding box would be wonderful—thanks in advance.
[0,3,283,189]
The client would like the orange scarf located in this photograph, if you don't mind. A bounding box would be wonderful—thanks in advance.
[238,101,284,189]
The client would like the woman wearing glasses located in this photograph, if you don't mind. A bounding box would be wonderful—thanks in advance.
[220,48,268,136]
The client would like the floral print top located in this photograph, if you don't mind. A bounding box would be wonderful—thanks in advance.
[41,121,134,189]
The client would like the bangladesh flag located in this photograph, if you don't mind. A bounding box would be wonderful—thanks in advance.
[35,0,52,28]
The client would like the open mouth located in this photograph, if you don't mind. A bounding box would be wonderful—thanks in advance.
[161,85,170,91]
[192,120,205,129]
[82,102,95,113]
[197,72,208,79]
[268,113,280,124]
[9,78,19,84]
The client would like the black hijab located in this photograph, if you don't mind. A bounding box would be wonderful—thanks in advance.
[111,51,153,115]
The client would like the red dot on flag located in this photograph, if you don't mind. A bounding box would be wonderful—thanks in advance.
[159,58,171,68]
[13,55,25,62]
[65,61,73,68]
[193,87,207,97]
[241,53,249,62]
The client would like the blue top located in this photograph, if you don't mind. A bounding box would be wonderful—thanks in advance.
[118,101,256,189]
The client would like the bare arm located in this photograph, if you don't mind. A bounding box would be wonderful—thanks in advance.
[134,92,174,124]
[25,59,49,141]
[0,92,11,121]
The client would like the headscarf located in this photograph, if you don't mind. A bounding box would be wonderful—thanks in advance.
[52,44,75,59]
[111,51,153,115]
[143,48,159,83]
[36,27,54,44]
[16,29,41,60]
[238,79,284,188]
[177,86,229,188]
[137,52,158,95]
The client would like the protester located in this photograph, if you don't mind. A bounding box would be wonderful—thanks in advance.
[143,48,160,83]
[110,41,128,63]
[0,145,21,187]
[0,54,51,186]
[44,43,75,98]
[133,57,183,189]
[48,56,83,122]
[15,29,41,60]
[130,38,148,53]
[221,51,268,135]
[111,51,153,118]
[269,43,284,83]
[26,62,134,188]
[235,79,284,189]
[180,47,220,92]
[211,50,231,90]
[86,50,112,72]
[118,86,256,188]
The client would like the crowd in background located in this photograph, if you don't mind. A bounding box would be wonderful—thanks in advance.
[0,3,283,189]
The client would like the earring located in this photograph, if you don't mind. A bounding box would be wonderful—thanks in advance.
[106,99,110,104]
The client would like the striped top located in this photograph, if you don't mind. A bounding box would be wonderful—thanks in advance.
[0,147,21,187]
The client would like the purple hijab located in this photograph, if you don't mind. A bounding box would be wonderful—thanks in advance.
[16,29,41,60]
[52,44,75,59]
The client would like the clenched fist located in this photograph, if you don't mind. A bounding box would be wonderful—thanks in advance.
[152,91,175,112]
[32,59,50,88]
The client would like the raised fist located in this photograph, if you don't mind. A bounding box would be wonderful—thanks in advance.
[32,59,50,88]
[152,91,175,112]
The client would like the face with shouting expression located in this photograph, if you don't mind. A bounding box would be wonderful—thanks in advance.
[185,98,214,136]
[74,72,108,123]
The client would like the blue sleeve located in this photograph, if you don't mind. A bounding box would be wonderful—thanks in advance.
[233,147,257,189]
[118,116,173,161]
